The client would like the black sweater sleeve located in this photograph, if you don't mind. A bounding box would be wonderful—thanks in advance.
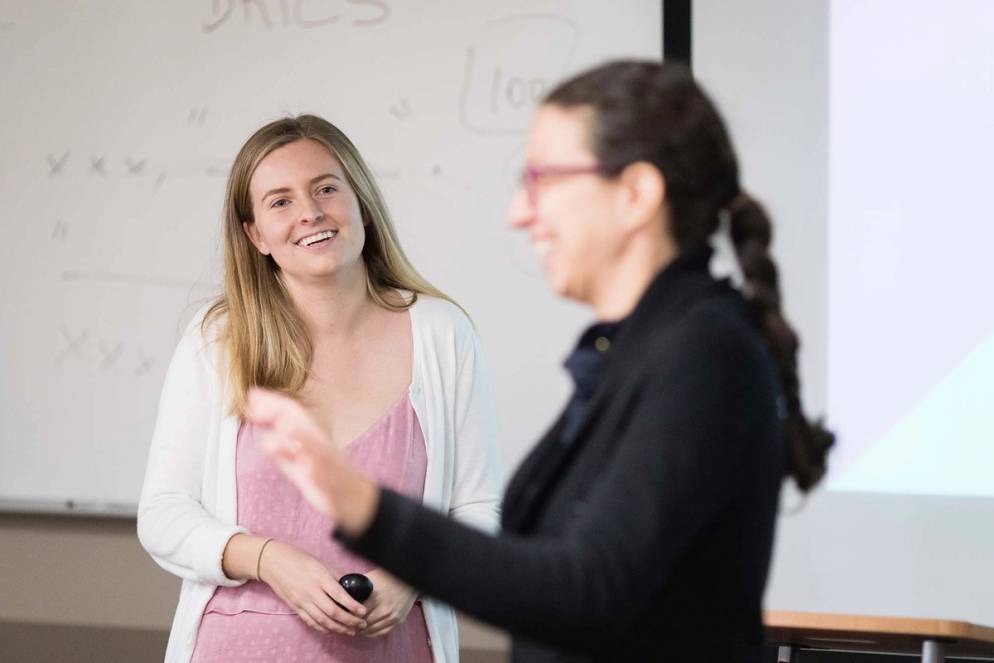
[338,314,764,651]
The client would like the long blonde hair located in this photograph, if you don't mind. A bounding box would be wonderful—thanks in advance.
[205,114,455,416]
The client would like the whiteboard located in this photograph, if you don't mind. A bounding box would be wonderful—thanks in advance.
[0,1,662,515]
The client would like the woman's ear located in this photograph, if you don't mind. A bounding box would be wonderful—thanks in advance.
[616,161,666,232]
[242,221,271,255]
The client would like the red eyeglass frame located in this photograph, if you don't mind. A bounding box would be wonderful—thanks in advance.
[519,163,608,205]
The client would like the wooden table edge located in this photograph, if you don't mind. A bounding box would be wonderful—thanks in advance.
[764,610,994,644]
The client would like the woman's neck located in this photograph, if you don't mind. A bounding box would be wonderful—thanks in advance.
[283,262,373,339]
[588,232,677,322]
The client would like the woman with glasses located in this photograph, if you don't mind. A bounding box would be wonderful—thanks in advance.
[137,115,503,663]
[247,62,834,662]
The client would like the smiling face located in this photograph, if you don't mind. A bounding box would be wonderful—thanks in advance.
[243,138,366,287]
[508,104,625,303]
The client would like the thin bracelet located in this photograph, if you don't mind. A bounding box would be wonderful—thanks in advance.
[256,537,275,582]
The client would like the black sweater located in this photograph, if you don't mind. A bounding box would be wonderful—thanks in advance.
[340,251,785,662]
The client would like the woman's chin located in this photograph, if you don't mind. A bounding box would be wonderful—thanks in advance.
[545,272,575,301]
[287,256,364,282]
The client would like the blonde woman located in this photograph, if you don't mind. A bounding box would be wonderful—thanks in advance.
[137,115,502,663]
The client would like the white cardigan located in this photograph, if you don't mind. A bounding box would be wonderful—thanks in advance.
[137,296,503,663]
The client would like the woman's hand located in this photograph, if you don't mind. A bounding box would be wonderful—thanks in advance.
[258,540,368,635]
[246,387,380,536]
[359,568,419,637]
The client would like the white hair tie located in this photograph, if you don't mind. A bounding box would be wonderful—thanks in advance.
[708,209,746,289]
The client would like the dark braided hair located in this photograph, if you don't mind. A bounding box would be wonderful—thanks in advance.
[546,60,833,491]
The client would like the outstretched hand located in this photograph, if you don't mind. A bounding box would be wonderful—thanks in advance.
[246,387,380,537]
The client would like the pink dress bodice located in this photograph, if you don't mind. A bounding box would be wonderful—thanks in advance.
[190,393,433,663]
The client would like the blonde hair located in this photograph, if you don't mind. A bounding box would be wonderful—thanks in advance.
[205,114,455,416]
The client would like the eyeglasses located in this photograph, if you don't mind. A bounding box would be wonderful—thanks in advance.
[519,163,607,206]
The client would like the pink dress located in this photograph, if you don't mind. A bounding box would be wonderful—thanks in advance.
[190,393,433,663]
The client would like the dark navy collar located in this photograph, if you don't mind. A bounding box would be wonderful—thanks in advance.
[563,320,624,400]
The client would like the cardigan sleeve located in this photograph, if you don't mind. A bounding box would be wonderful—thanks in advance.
[136,314,248,587]
[445,317,504,533]
[339,313,770,651]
